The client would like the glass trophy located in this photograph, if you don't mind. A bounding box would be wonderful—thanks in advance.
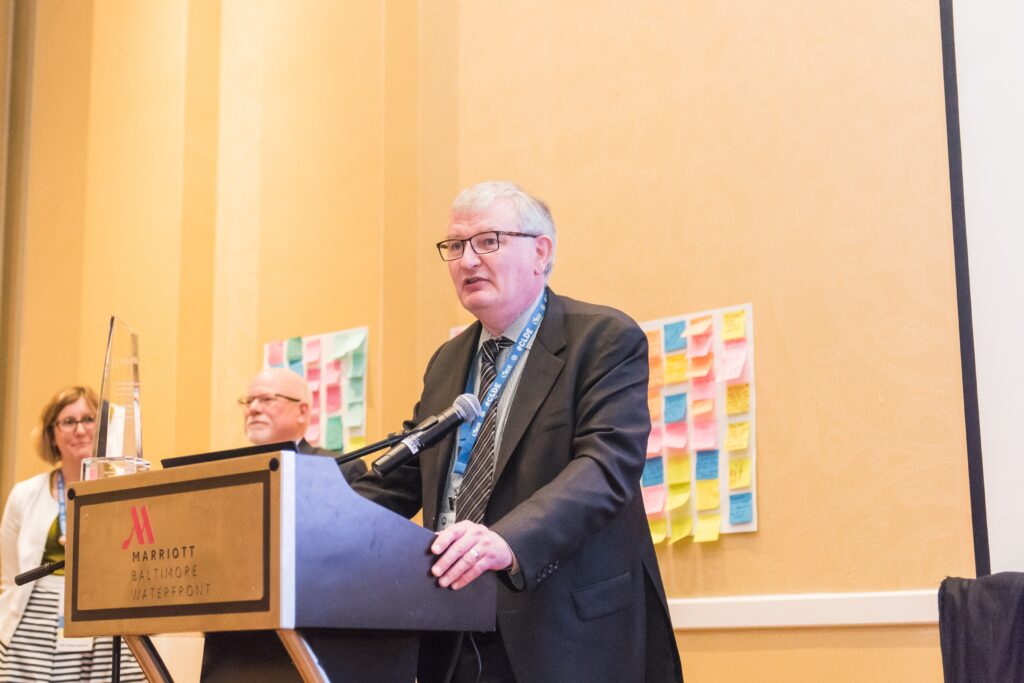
[82,317,151,480]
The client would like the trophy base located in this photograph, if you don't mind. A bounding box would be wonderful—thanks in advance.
[81,457,151,481]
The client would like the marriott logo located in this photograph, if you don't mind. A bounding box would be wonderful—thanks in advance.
[121,505,155,549]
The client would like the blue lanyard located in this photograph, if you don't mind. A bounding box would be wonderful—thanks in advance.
[56,470,67,539]
[452,293,547,476]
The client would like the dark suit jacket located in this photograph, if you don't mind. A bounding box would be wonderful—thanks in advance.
[353,290,681,682]
[296,438,367,484]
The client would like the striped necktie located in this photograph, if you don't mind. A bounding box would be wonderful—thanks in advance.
[457,336,513,523]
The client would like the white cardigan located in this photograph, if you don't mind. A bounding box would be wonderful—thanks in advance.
[0,471,58,645]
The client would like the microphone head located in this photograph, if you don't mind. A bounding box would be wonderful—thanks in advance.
[453,393,481,421]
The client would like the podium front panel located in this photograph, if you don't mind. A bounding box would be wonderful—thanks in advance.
[65,454,283,636]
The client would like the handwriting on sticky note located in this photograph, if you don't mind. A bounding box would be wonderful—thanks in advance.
[694,513,721,542]
[725,421,750,451]
[729,457,752,489]
[642,457,665,487]
[696,450,719,480]
[665,353,688,384]
[726,383,750,414]
[664,320,687,353]
[696,479,720,511]
[729,492,753,524]
[723,309,746,341]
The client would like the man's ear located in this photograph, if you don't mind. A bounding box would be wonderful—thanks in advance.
[297,402,310,425]
[534,235,554,275]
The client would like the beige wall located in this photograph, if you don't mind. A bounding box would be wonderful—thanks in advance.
[1,1,971,680]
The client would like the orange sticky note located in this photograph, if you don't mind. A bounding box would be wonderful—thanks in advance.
[646,330,663,358]
[688,316,713,336]
[692,398,714,417]
[648,391,663,421]
[690,353,714,380]
[649,358,664,389]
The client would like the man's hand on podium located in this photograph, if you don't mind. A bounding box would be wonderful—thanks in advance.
[430,521,517,590]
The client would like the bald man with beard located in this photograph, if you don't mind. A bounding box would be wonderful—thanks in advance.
[241,367,367,483]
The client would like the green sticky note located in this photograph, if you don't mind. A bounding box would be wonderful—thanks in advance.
[345,401,365,428]
[325,415,344,450]
[348,350,366,378]
[287,337,304,363]
[345,376,364,402]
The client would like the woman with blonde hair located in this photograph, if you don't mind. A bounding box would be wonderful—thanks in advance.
[0,385,143,681]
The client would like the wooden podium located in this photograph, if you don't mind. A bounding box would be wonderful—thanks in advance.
[63,450,495,682]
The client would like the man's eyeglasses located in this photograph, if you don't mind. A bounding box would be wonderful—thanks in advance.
[238,393,302,408]
[53,416,97,433]
[436,230,537,262]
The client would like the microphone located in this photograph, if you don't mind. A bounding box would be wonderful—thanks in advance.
[372,393,481,477]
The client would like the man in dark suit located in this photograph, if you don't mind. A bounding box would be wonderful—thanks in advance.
[242,367,367,482]
[352,181,682,682]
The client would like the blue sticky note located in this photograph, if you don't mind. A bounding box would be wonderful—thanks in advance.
[695,450,719,480]
[664,320,688,352]
[288,359,303,375]
[729,492,753,524]
[664,393,687,424]
[641,457,665,487]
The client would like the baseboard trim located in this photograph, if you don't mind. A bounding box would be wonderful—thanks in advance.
[669,589,938,629]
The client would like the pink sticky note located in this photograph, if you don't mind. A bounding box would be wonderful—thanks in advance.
[647,426,663,455]
[642,485,667,514]
[311,389,320,415]
[267,342,284,366]
[305,338,322,363]
[689,379,717,400]
[693,419,717,450]
[326,384,342,413]
[306,365,321,391]
[664,421,688,449]
[325,359,342,384]
[688,316,713,336]
[689,332,714,357]
[720,340,748,381]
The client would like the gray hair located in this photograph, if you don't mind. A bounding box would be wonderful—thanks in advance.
[451,181,557,276]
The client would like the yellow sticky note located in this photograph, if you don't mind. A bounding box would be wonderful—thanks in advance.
[726,383,750,415]
[696,479,720,511]
[347,436,366,450]
[723,309,746,341]
[665,353,688,384]
[692,398,714,417]
[688,315,712,337]
[667,482,691,510]
[649,358,664,389]
[646,330,662,358]
[648,391,663,421]
[690,353,714,380]
[666,455,691,484]
[725,421,751,451]
[729,457,752,489]
[669,507,693,543]
[694,513,721,543]
[648,514,667,544]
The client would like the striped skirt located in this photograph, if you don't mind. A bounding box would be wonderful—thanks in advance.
[0,576,145,682]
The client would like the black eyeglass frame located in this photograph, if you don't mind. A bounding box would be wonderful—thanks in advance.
[52,416,97,433]
[435,230,538,262]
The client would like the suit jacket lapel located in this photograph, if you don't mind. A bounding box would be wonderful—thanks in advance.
[493,289,567,484]
[421,323,481,518]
